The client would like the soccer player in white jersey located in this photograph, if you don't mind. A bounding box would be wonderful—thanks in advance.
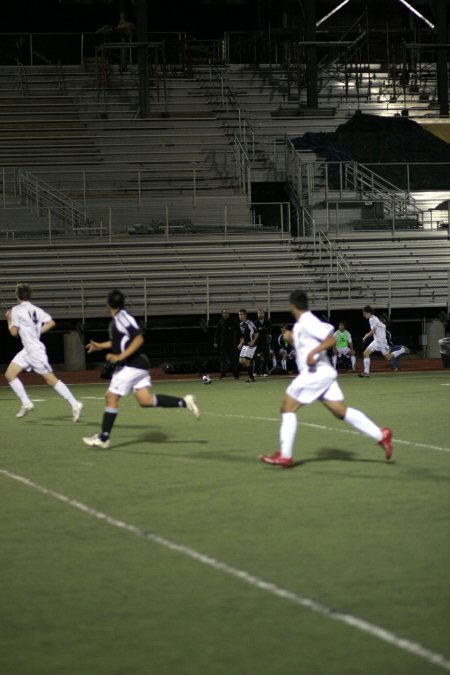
[4,282,83,421]
[82,289,199,449]
[259,290,392,467]
[359,305,406,378]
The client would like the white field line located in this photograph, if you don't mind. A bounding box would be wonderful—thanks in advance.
[204,413,450,454]
[0,468,449,672]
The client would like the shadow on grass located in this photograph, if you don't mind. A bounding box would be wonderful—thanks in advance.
[89,430,209,454]
[299,447,392,467]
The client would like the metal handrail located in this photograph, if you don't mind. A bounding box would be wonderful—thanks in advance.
[345,162,424,219]
[18,170,101,233]
[234,136,251,202]
[16,60,28,96]
[202,60,256,160]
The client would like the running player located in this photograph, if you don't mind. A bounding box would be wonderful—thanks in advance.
[332,321,356,371]
[238,309,259,383]
[259,290,392,467]
[359,306,406,378]
[4,282,83,421]
[82,289,199,449]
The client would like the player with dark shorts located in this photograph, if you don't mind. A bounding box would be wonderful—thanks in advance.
[82,289,200,449]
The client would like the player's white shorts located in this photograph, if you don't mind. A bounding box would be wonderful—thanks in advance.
[240,345,256,360]
[366,339,390,356]
[12,348,52,376]
[108,366,151,397]
[286,366,344,405]
[336,347,352,356]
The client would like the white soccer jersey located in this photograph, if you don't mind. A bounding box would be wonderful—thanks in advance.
[369,315,386,340]
[293,311,334,373]
[10,301,52,353]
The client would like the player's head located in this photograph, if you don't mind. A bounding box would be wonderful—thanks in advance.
[221,308,230,318]
[107,289,125,314]
[239,309,247,321]
[362,305,373,318]
[338,320,346,331]
[16,282,32,302]
[289,290,308,317]
[257,308,266,319]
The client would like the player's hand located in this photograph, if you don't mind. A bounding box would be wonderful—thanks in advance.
[86,340,101,353]
[106,353,122,364]
[306,351,319,367]
[4,308,11,321]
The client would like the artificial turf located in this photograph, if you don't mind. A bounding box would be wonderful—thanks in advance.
[0,372,449,675]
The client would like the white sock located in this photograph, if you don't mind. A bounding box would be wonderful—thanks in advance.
[351,355,356,368]
[332,355,337,368]
[54,380,78,408]
[392,347,405,358]
[344,407,382,442]
[279,412,297,459]
[281,360,287,371]
[9,378,32,406]
[363,357,370,374]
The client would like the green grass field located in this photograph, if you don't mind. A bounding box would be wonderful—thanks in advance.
[0,372,449,675]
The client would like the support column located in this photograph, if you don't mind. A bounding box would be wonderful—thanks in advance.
[425,319,445,358]
[435,0,449,116]
[64,331,86,371]
[304,0,318,109]
[135,0,149,117]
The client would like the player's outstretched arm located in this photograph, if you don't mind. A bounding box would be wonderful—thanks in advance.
[307,333,336,366]
[40,320,56,334]
[105,334,144,363]
[86,339,112,353]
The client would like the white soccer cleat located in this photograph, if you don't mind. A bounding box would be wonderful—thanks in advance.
[72,401,83,423]
[184,394,200,419]
[16,402,34,419]
[82,434,110,449]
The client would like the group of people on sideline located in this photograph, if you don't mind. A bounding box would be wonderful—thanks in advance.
[214,306,409,381]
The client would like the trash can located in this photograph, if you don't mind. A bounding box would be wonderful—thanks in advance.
[438,338,450,368]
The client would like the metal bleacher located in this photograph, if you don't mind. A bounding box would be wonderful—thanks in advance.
[0,42,449,318]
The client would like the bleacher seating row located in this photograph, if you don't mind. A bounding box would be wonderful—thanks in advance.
[0,233,449,317]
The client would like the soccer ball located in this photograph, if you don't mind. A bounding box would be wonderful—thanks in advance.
[202,374,212,384]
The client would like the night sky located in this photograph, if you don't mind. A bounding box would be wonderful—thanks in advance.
[3,0,439,36]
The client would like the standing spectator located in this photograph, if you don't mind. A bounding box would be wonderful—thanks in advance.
[214,308,239,379]
[238,309,259,382]
[254,308,272,377]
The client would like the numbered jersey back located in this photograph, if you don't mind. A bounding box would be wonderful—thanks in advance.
[10,301,52,353]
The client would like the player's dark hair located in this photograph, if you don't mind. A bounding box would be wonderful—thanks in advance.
[289,290,308,310]
[363,305,373,314]
[16,282,32,301]
[239,309,247,315]
[338,320,346,328]
[107,289,125,310]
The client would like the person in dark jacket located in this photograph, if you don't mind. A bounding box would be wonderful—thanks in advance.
[254,308,273,376]
[214,308,239,379]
